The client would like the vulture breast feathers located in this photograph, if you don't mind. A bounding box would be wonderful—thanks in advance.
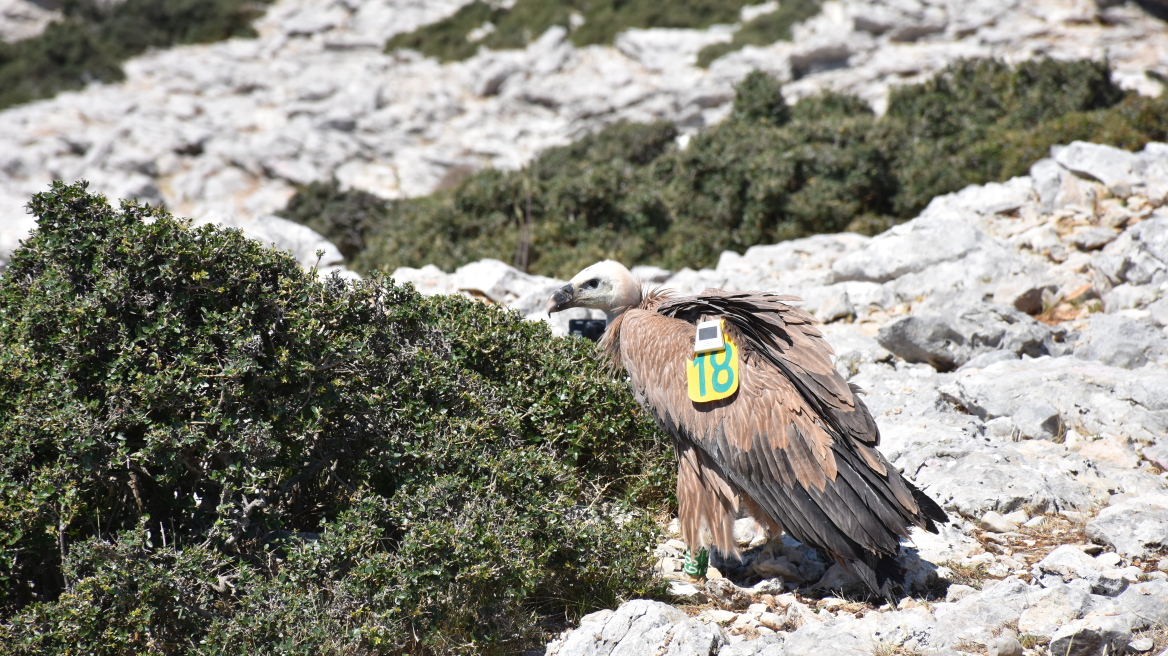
[546,261,947,597]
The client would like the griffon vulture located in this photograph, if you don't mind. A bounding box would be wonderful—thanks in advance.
[547,260,947,597]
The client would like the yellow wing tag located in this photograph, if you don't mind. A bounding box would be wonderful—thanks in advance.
[687,325,739,403]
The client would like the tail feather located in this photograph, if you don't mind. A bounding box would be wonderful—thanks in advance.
[905,478,948,531]
[848,554,903,606]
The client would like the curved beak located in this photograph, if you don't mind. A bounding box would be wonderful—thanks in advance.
[546,283,575,314]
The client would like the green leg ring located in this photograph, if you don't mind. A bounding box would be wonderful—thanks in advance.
[682,549,709,577]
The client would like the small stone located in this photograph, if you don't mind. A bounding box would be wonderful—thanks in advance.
[732,517,756,546]
[1092,570,1131,597]
[1003,510,1029,526]
[1128,637,1154,652]
[1095,552,1122,568]
[987,635,1023,656]
[758,611,785,630]
[816,288,854,322]
[706,567,723,579]
[666,538,687,552]
[1024,516,1047,528]
[1072,227,1117,251]
[730,612,755,627]
[819,597,846,609]
[946,584,978,602]
[704,577,750,609]
[668,580,704,602]
[747,603,769,615]
[705,609,737,624]
[981,511,1018,533]
[1159,558,1168,572]
[751,554,801,582]
[1037,545,1102,581]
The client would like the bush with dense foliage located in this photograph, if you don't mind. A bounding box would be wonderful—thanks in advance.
[385,0,772,62]
[0,0,271,110]
[283,59,1168,280]
[0,182,672,654]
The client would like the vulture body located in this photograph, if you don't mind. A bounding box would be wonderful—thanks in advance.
[547,261,947,598]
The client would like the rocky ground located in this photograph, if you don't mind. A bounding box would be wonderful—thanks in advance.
[400,142,1168,654]
[4,0,1168,269]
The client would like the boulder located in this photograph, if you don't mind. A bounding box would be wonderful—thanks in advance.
[450,259,563,314]
[932,578,1034,646]
[1035,545,1104,582]
[630,265,672,284]
[391,264,455,295]
[1097,215,1168,287]
[986,636,1023,656]
[943,357,1168,446]
[1047,614,1132,656]
[914,445,1098,519]
[1052,141,1142,188]
[0,0,62,43]
[1072,313,1168,368]
[1087,495,1168,558]
[831,217,991,284]
[778,606,936,656]
[544,599,726,656]
[980,510,1018,533]
[876,302,1063,371]
[193,211,355,277]
[1115,580,1168,630]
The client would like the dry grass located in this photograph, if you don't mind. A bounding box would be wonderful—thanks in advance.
[1134,623,1168,654]
[1019,632,1050,649]
[943,561,992,588]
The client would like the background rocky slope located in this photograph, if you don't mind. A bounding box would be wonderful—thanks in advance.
[4,0,1168,272]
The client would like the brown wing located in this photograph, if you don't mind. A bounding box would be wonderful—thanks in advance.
[616,293,945,572]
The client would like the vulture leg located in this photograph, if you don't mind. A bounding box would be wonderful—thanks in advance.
[676,439,740,558]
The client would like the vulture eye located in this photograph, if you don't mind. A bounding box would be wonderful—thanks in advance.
[582,278,600,290]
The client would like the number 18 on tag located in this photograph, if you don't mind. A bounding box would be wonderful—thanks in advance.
[687,320,739,402]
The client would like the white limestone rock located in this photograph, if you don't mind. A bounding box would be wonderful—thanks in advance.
[1047,614,1133,656]
[0,0,61,43]
[1087,495,1168,558]
[545,599,726,656]
[875,302,1066,372]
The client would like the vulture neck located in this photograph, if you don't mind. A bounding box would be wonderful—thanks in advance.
[604,306,631,324]
[603,282,643,324]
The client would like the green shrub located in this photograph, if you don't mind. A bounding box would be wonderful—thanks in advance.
[881,57,1130,215]
[288,58,1168,279]
[276,178,390,261]
[0,182,672,654]
[385,0,764,62]
[0,0,272,110]
[730,70,791,125]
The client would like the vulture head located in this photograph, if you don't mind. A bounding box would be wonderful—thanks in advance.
[546,260,642,321]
